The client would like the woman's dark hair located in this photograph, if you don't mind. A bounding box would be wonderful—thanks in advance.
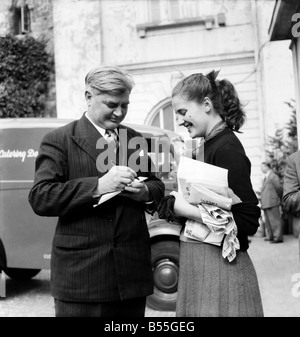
[172,70,246,132]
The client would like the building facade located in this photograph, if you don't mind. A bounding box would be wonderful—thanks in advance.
[0,0,296,192]
[269,0,300,148]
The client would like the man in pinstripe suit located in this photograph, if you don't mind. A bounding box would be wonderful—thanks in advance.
[28,66,164,317]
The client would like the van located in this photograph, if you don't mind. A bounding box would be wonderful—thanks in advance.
[0,118,184,311]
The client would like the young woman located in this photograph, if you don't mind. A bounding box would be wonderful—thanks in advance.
[162,70,264,317]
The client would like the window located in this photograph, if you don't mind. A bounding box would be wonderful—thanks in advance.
[12,4,31,35]
[150,101,186,135]
[147,0,201,23]
[137,0,217,37]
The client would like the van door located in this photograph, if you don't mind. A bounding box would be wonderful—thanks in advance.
[0,126,57,275]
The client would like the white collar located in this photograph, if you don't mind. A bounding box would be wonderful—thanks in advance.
[85,112,118,137]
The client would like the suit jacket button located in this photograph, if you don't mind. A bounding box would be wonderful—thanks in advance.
[113,240,118,247]
[107,216,113,222]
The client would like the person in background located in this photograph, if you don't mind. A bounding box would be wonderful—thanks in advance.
[260,162,284,243]
[158,70,264,317]
[282,150,300,257]
[28,65,164,317]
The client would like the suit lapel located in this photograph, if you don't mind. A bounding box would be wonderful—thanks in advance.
[262,176,266,189]
[71,119,141,228]
[71,115,108,174]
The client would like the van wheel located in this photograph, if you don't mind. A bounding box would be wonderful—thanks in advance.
[4,268,41,280]
[147,239,179,312]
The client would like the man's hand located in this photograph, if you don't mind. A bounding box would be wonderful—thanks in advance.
[121,180,151,202]
[96,166,137,195]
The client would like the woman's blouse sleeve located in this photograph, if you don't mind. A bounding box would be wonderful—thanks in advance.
[213,143,260,237]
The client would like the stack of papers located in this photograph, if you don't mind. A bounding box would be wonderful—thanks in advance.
[198,203,236,234]
[184,219,224,246]
[177,156,229,199]
[188,184,232,210]
[177,156,240,261]
[183,203,236,247]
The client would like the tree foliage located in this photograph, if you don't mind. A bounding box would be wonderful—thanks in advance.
[265,99,298,181]
[0,35,53,118]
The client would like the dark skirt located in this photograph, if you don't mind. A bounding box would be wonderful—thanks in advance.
[176,241,264,317]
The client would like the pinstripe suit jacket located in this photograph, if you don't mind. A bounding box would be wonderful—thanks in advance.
[28,114,164,302]
[283,151,300,216]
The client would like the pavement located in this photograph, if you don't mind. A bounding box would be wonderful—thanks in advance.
[1,233,299,317]
[146,232,300,317]
[247,232,300,317]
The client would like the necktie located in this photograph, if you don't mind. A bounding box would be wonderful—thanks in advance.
[105,129,119,152]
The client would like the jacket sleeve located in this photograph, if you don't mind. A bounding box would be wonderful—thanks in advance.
[127,128,165,212]
[144,177,165,213]
[214,143,260,237]
[282,155,300,215]
[28,130,98,217]
[270,172,283,198]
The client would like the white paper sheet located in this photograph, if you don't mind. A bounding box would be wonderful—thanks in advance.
[188,184,233,210]
[177,156,229,199]
[93,176,148,207]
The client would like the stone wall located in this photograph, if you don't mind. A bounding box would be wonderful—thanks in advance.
[51,0,264,189]
[0,1,11,35]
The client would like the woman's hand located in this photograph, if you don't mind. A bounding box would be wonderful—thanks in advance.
[227,188,242,205]
[170,191,193,218]
[170,191,204,222]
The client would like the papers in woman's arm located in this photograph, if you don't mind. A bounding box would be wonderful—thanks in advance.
[188,184,232,210]
[177,156,240,260]
[177,156,229,198]
[177,156,241,209]
[198,203,235,231]
[183,203,235,247]
[184,219,224,246]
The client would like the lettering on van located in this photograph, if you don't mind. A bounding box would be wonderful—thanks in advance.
[0,149,38,162]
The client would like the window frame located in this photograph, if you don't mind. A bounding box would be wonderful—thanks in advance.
[136,0,216,38]
[12,4,31,35]
[147,98,187,135]
[147,0,201,24]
